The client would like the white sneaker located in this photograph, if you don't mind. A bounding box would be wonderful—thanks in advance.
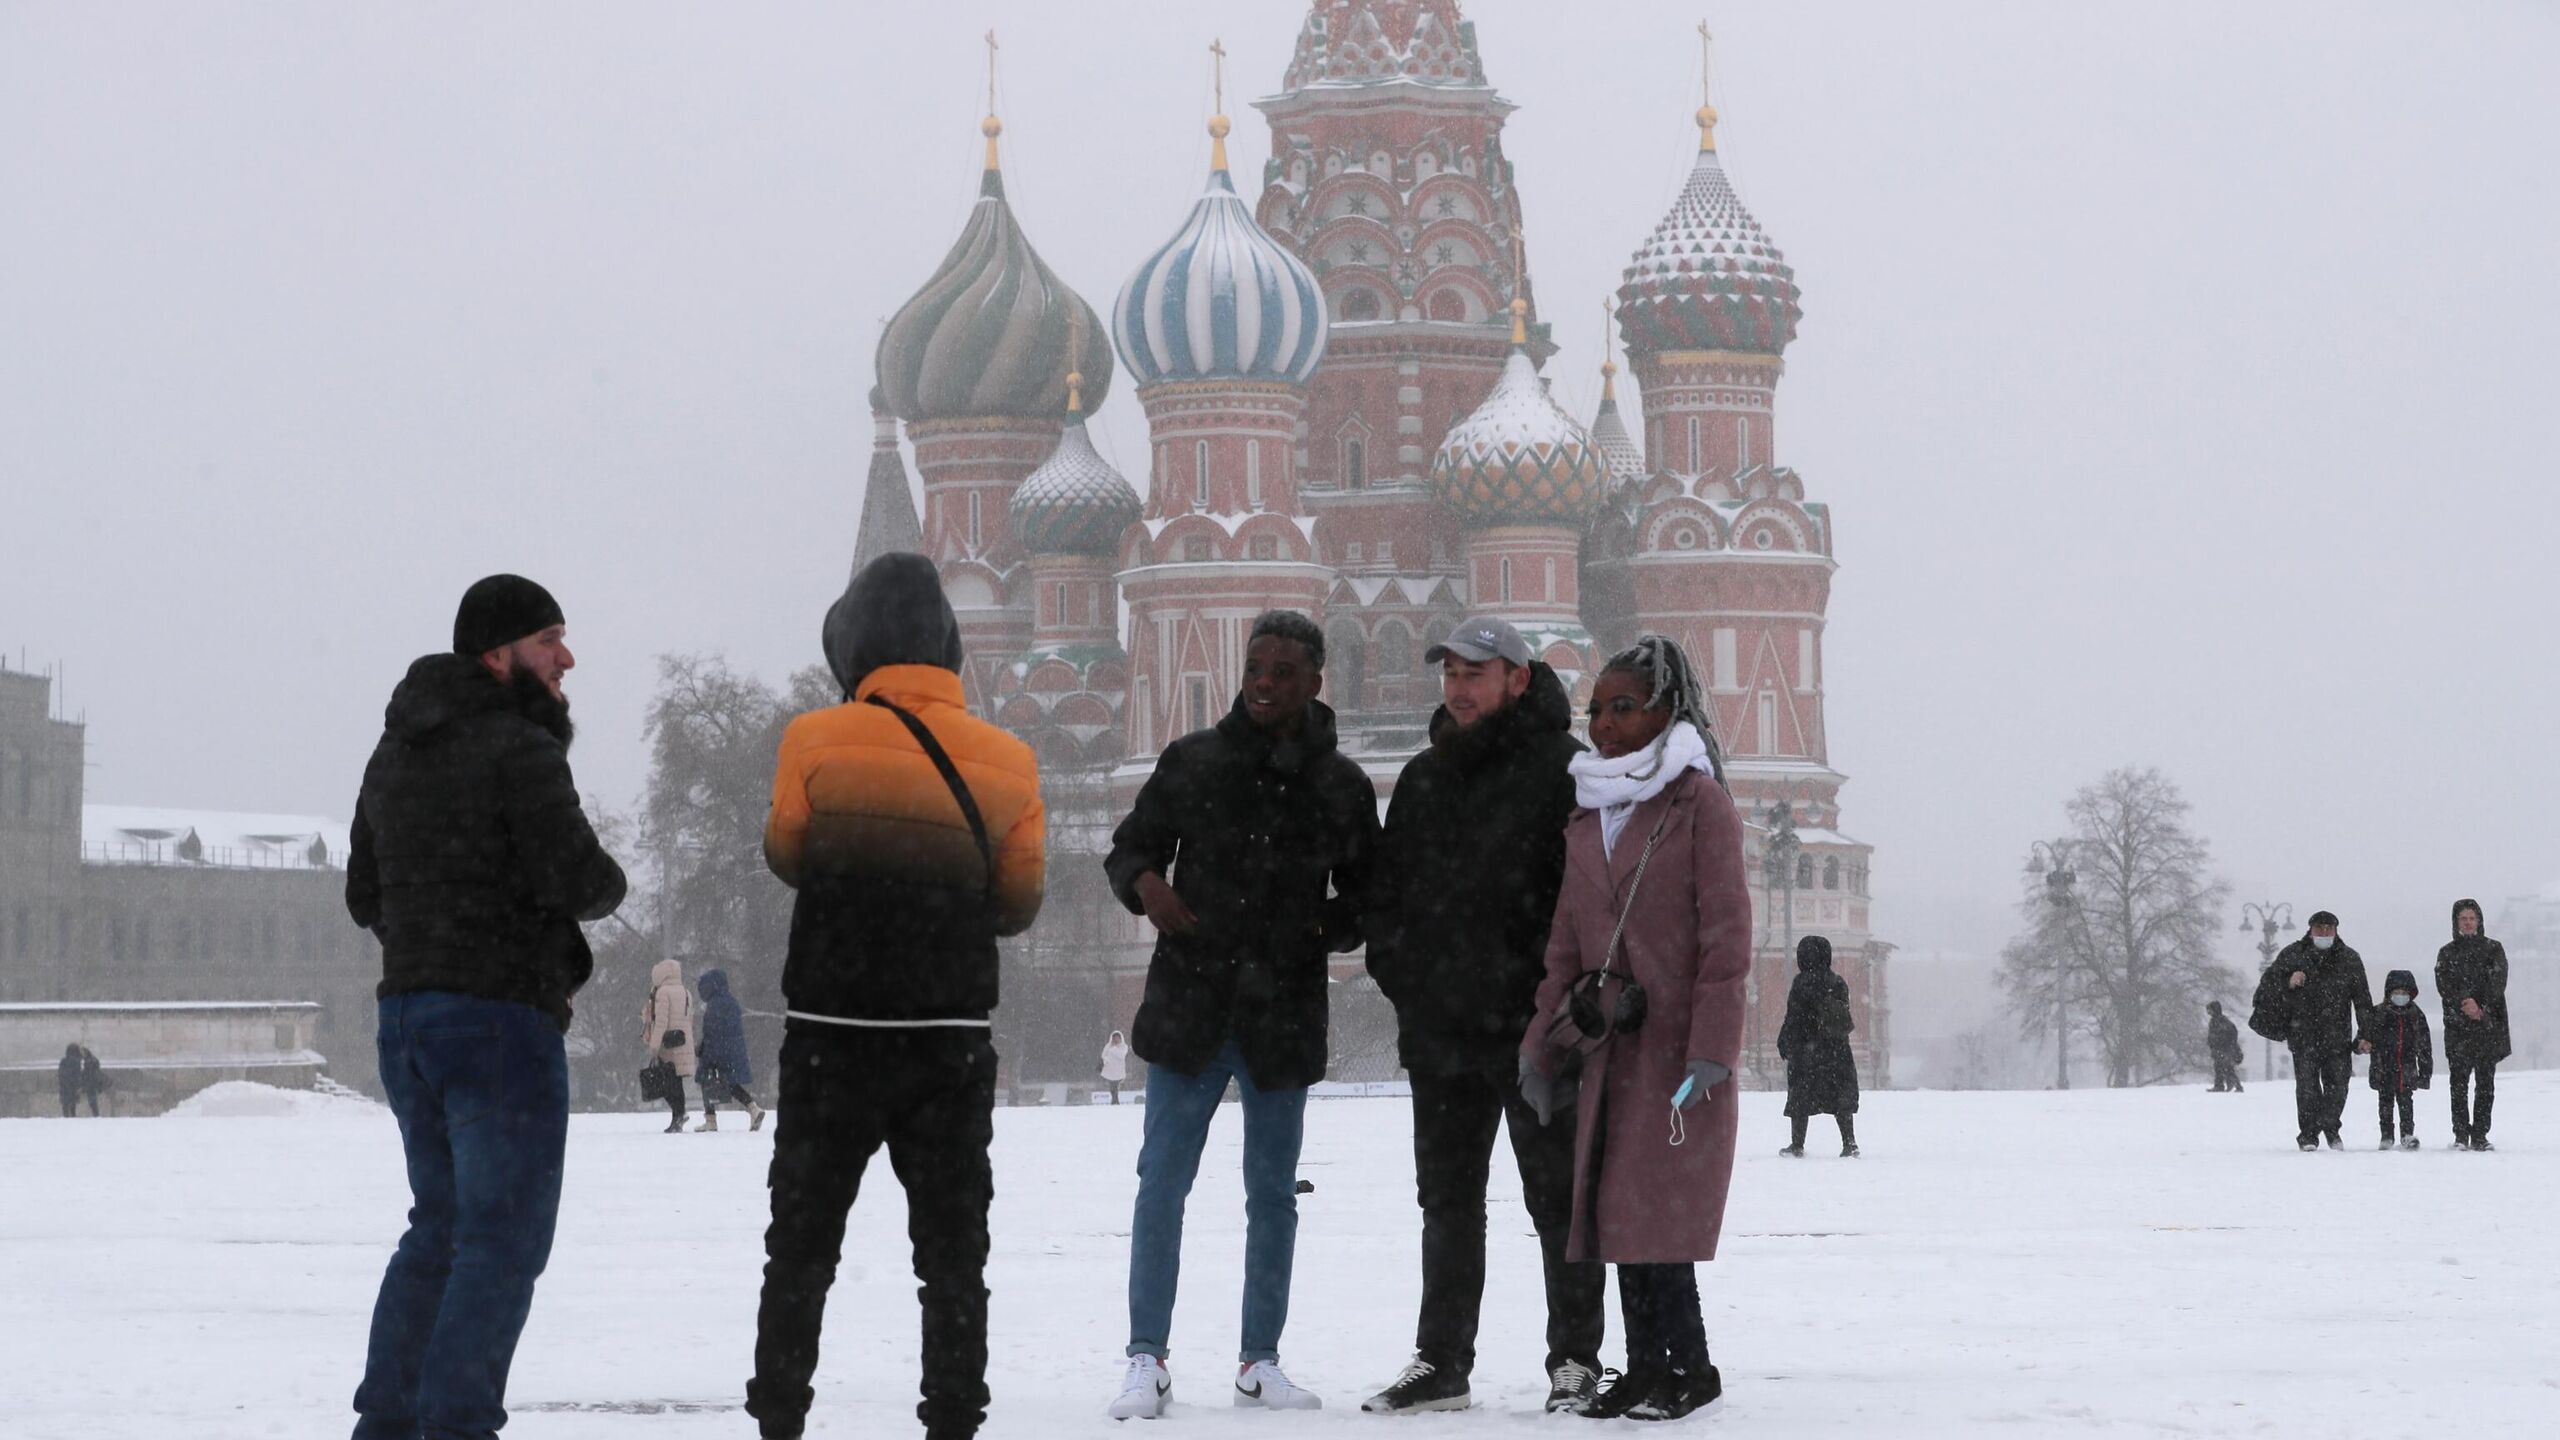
[1234,1359,1322,1410]
[1110,1354,1172,1420]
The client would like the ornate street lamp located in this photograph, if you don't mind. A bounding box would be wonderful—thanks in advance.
[2239,901,2293,1082]
[2028,838,2078,1090]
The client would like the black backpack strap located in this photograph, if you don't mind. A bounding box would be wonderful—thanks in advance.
[866,695,995,896]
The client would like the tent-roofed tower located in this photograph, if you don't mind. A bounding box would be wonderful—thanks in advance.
[1251,0,1545,739]
[851,383,925,578]
[1613,24,1884,1085]
[1579,301,1648,654]
[874,70,1116,710]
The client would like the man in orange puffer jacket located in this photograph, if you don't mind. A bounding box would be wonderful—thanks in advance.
[748,552,1045,1440]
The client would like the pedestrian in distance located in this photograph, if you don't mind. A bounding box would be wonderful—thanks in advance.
[1103,610,1378,1420]
[748,553,1047,1440]
[1776,935,1860,1156]
[1521,634,1750,1424]
[78,1043,108,1113]
[642,958,698,1134]
[345,573,630,1440]
[1359,616,1605,1418]
[57,1042,87,1117]
[2436,899,2511,1151]
[2248,910,2373,1151]
[692,967,763,1131]
[2205,1001,2245,1093]
[1099,1029,1129,1105]
[2368,970,2433,1150]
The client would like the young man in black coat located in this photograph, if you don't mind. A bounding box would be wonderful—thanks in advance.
[2250,910,2373,1151]
[1104,611,1378,1419]
[2205,1001,2245,1093]
[1359,616,1600,1417]
[346,574,628,1440]
[2436,898,2511,1150]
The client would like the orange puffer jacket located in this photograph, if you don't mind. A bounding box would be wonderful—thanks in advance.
[765,664,1045,1022]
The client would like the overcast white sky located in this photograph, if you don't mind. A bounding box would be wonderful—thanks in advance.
[4,1,2554,981]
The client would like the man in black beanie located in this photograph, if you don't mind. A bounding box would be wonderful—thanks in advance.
[2251,910,2372,1150]
[344,573,627,1440]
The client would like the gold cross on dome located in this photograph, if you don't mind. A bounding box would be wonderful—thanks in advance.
[985,30,999,114]
[1210,38,1227,113]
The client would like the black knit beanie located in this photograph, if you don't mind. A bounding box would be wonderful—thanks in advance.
[453,574,565,657]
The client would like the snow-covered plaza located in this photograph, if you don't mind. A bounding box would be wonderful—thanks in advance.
[8,1077,2556,1439]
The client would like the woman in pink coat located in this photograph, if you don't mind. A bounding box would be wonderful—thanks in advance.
[643,958,698,1134]
[1521,635,1752,1422]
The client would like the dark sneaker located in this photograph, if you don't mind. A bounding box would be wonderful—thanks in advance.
[2452,1134,2471,1150]
[2323,1132,2343,1150]
[1361,1357,1469,1414]
[2400,1136,2421,1150]
[2471,1137,2495,1152]
[1840,1143,1861,1158]
[1583,1366,1666,1421]
[1779,1145,1805,1158]
[2298,1137,2319,1152]
[1626,1365,1723,1422]
[1544,1359,1601,1415]
[2378,1137,2396,1150]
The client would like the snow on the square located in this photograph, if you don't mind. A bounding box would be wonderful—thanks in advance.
[7,1079,2555,1438]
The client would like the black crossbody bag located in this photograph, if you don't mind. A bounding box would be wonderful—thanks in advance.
[865,695,995,896]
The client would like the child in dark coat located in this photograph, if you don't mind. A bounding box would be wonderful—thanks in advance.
[2367,969,2433,1150]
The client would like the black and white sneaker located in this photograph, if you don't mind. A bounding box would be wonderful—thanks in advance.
[1544,1359,1601,1414]
[2400,1135,2421,1150]
[1626,1364,1723,1422]
[1360,1356,1469,1414]
[2297,1137,2319,1152]
[2323,1132,2344,1150]
[1583,1366,1664,1420]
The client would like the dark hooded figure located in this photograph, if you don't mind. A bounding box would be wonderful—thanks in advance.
[2435,898,2510,1151]
[752,552,1047,1440]
[690,967,761,1132]
[58,1043,88,1117]
[2367,969,2434,1149]
[2205,1002,2245,1092]
[1777,936,1859,1156]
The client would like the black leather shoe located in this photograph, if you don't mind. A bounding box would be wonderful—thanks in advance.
[1627,1365,1723,1421]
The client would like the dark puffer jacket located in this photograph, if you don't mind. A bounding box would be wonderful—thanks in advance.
[1365,662,1582,1075]
[2366,970,2434,1094]
[2250,933,2373,1057]
[1778,936,1860,1117]
[694,968,754,1088]
[2435,899,2512,1067]
[1105,697,1378,1091]
[347,654,628,1030]
[2206,1005,2244,1064]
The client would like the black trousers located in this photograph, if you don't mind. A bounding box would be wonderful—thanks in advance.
[1789,1113,1856,1150]
[2377,1090,2415,1140]
[748,1025,996,1439]
[2292,1049,2353,1141]
[2210,1056,2243,1091]
[2451,1059,2497,1141]
[1617,1263,1708,1373]
[1409,1066,1606,1375]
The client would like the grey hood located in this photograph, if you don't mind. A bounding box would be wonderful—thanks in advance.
[824,552,965,698]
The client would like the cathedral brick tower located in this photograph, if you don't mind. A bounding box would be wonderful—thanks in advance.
[1251,0,1546,735]
[875,110,1116,710]
[1610,54,1888,1084]
[995,368,1142,772]
[1110,113,1333,758]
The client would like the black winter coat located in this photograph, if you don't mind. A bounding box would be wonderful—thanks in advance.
[347,654,628,1030]
[2436,901,2512,1066]
[57,1050,81,1102]
[1366,663,1582,1075]
[2366,973,2434,1094]
[1778,940,1859,1117]
[694,968,754,1088]
[2250,936,2373,1058]
[2206,1011,2243,1064]
[1106,698,1379,1091]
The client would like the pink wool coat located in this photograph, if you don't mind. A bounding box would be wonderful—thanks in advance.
[1523,767,1753,1264]
[643,959,698,1078]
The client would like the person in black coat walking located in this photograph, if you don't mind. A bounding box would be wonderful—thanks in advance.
[2248,910,2373,1150]
[2205,1002,2245,1093]
[1103,611,1377,1418]
[691,967,762,1132]
[57,1043,90,1117]
[1359,618,1601,1417]
[2436,898,2511,1150]
[2367,969,2433,1149]
[1777,936,1860,1157]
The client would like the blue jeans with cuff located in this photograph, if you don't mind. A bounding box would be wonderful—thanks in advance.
[1125,1039,1308,1364]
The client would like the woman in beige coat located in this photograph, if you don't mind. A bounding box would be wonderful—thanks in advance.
[643,958,698,1134]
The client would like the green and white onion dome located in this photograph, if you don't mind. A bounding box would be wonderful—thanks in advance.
[1009,395,1140,556]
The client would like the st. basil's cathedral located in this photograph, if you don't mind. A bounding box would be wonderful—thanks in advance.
[853,1,1889,1088]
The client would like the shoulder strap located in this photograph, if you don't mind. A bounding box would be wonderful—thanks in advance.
[866,695,995,895]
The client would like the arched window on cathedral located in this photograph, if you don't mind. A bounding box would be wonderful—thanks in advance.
[1427,289,1467,322]
[1796,854,1815,891]
[1194,441,1211,509]
[1344,437,1366,489]
[1824,857,1841,891]
[1374,621,1415,677]
[1340,288,1381,322]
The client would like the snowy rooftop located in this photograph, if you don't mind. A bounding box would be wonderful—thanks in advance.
[82,805,353,871]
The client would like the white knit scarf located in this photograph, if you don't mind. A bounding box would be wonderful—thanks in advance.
[1571,721,1712,857]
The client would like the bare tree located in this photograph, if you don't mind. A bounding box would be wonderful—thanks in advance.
[1998,767,2236,1088]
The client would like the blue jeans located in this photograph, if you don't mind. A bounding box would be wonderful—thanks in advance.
[353,993,569,1440]
[1126,1040,1307,1364]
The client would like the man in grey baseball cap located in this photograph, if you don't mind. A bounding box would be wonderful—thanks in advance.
[1422,616,1533,670]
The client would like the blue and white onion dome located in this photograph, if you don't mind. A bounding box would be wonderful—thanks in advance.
[1009,374,1141,557]
[1113,118,1328,388]
[1431,299,1605,526]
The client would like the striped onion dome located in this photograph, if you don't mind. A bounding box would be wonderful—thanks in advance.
[1113,120,1328,388]
[876,125,1115,423]
[1431,300,1605,527]
[1589,361,1647,491]
[1009,386,1140,557]
[1615,111,1800,358]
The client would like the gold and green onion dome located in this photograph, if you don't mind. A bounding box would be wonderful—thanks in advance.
[1430,302,1604,527]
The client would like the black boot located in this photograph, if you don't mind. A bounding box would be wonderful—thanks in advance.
[1781,1114,1807,1157]
[1837,1114,1859,1158]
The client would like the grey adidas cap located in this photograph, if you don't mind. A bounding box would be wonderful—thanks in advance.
[1424,615,1532,667]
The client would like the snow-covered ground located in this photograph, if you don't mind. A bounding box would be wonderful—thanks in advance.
[8,1076,2557,1438]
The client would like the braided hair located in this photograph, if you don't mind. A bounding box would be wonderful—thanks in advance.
[1598,633,1726,785]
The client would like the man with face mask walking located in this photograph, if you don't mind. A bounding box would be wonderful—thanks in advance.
[2435,899,2511,1151]
[2250,910,2373,1151]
